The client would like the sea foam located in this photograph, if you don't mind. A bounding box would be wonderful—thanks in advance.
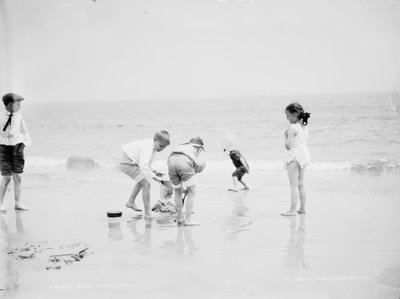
[26,155,400,173]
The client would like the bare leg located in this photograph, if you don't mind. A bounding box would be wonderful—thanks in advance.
[184,185,200,226]
[298,167,306,214]
[281,162,299,216]
[0,176,12,212]
[238,178,249,190]
[140,179,154,217]
[228,177,240,192]
[14,174,28,211]
[126,183,143,211]
[174,187,184,223]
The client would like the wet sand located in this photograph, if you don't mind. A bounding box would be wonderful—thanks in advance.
[1,173,400,299]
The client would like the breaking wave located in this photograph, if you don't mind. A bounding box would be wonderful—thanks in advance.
[26,155,116,169]
[25,155,400,174]
[350,158,400,174]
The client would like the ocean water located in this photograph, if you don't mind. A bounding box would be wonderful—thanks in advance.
[19,92,400,191]
[2,92,400,299]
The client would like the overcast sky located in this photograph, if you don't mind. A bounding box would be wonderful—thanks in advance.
[1,0,400,101]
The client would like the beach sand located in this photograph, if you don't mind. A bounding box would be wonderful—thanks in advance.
[0,170,399,299]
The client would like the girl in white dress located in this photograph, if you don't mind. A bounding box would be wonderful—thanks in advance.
[281,103,311,216]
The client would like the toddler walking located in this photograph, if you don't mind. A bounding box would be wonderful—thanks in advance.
[225,149,250,192]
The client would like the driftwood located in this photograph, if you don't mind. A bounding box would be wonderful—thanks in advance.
[49,247,89,261]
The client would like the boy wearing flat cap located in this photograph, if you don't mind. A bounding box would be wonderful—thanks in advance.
[168,137,206,226]
[0,93,32,213]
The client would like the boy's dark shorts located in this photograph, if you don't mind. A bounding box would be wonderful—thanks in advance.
[0,143,25,176]
[232,166,246,180]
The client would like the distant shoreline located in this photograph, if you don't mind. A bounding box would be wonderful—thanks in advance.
[22,90,394,104]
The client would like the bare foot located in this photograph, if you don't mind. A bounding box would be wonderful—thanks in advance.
[281,211,296,216]
[125,203,142,212]
[175,216,184,225]
[144,212,159,219]
[15,204,29,211]
[183,219,200,226]
[0,206,7,213]
[129,215,143,222]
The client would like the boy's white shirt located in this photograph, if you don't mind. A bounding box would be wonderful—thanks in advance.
[121,139,155,178]
[0,110,32,146]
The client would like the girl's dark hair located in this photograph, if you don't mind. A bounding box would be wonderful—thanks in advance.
[285,102,311,125]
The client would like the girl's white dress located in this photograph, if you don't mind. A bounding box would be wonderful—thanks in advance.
[283,123,311,169]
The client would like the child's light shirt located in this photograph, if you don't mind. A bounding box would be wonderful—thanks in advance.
[287,123,309,147]
[121,139,155,171]
[283,123,310,169]
[0,110,32,146]
[171,143,206,173]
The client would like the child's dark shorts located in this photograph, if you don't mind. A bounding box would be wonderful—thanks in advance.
[232,166,246,180]
[0,143,25,176]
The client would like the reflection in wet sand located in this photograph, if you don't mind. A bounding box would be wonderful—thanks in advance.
[128,216,153,253]
[161,226,198,256]
[3,256,19,295]
[15,211,25,234]
[231,192,249,217]
[107,219,123,241]
[0,213,9,232]
[0,211,26,235]
[224,217,253,241]
[125,215,198,256]
[284,214,306,269]
[225,192,253,241]
[0,211,26,296]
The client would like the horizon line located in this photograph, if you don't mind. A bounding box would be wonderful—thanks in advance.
[21,90,395,103]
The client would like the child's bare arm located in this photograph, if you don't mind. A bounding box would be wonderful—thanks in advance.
[284,127,297,150]
[240,156,249,173]
[21,118,32,146]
